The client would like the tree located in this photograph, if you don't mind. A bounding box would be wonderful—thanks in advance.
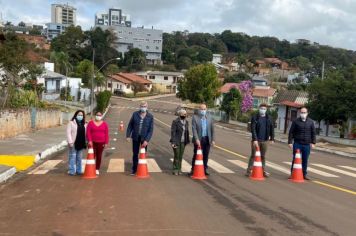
[263,48,275,58]
[177,64,221,106]
[131,81,147,96]
[224,72,251,84]
[124,48,146,71]
[29,28,42,36]
[220,88,242,120]
[74,59,93,87]
[289,56,313,71]
[18,21,26,27]
[176,56,192,70]
[50,51,71,75]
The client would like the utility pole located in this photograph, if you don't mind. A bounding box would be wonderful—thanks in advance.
[91,49,95,116]
[321,61,325,80]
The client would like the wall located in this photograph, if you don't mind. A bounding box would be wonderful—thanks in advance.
[0,109,62,140]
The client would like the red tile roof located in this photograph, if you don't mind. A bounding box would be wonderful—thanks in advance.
[280,101,303,108]
[220,83,241,93]
[109,73,152,84]
[252,87,276,98]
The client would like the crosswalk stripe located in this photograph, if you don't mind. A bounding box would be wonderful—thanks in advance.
[147,159,162,172]
[266,161,290,174]
[338,166,356,172]
[107,159,125,173]
[228,160,248,169]
[283,162,339,177]
[312,164,356,178]
[208,159,234,173]
[170,159,192,173]
[28,160,62,175]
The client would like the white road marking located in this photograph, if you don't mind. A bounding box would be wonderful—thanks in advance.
[283,162,338,177]
[81,159,86,173]
[146,159,162,172]
[338,166,356,172]
[170,158,192,173]
[28,160,62,175]
[266,161,290,174]
[312,164,356,178]
[228,160,248,169]
[208,159,234,173]
[107,159,125,173]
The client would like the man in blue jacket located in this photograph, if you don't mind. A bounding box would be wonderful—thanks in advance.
[126,101,154,175]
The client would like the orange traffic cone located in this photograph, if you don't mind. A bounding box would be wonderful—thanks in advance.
[82,146,97,179]
[191,146,207,180]
[250,146,265,181]
[119,121,124,132]
[289,149,304,183]
[136,146,150,179]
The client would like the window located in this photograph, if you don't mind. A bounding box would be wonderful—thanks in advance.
[253,98,259,108]
[147,33,151,36]
[164,76,168,80]
[149,75,155,80]
[117,84,119,88]
[146,46,149,49]
[156,46,159,50]
[108,83,112,88]
[127,85,130,89]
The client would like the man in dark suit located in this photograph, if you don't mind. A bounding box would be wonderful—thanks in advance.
[126,101,154,175]
[191,103,215,175]
[288,106,316,180]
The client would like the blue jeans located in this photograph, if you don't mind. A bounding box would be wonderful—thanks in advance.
[291,143,311,177]
[68,147,83,175]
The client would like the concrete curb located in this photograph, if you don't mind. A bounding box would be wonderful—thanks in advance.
[215,124,356,159]
[0,166,16,183]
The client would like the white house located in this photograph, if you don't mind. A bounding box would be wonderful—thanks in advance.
[107,72,152,94]
[135,71,184,93]
[212,54,222,64]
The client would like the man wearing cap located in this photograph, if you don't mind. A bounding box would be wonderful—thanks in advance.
[246,103,275,177]
[126,101,154,175]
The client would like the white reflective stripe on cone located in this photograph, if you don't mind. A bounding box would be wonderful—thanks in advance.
[88,149,94,154]
[86,159,95,165]
[140,148,146,153]
[138,159,147,164]
[253,162,262,167]
[293,164,302,169]
[197,150,203,155]
[295,154,302,158]
[255,151,261,156]
[195,160,204,165]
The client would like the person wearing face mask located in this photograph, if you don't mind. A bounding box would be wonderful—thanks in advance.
[246,104,275,177]
[86,111,109,175]
[170,109,190,175]
[288,107,316,180]
[190,103,215,176]
[66,110,87,175]
[126,101,154,175]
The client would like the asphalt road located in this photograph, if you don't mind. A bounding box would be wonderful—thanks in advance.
[0,95,355,236]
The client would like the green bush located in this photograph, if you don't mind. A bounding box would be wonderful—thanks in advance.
[96,91,112,113]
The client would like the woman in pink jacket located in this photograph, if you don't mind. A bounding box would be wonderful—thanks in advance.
[66,110,87,176]
[86,111,109,175]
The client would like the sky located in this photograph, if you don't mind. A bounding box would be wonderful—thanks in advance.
[1,0,356,51]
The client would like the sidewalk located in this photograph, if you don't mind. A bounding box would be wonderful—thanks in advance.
[215,121,356,159]
[0,105,111,183]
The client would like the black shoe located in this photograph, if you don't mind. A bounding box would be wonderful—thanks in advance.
[304,176,311,180]
[205,170,210,176]
[245,171,251,177]
[188,170,193,176]
[130,172,136,176]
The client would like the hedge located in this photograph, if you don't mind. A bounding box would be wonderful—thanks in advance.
[96,91,112,113]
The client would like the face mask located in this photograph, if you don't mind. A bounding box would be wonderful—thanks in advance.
[95,115,102,121]
[300,114,307,120]
[180,116,186,120]
[200,110,206,116]
[140,107,147,113]
[259,108,267,116]
[76,115,83,121]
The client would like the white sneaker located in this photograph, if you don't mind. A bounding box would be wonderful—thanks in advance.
[96,170,99,175]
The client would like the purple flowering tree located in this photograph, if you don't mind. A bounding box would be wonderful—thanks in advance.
[239,80,253,113]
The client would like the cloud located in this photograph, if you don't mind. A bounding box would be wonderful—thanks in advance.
[1,0,356,50]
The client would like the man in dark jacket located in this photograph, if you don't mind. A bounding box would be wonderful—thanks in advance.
[126,101,154,175]
[170,109,190,175]
[246,103,275,177]
[288,106,316,180]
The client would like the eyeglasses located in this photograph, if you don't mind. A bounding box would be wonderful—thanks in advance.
[300,112,308,114]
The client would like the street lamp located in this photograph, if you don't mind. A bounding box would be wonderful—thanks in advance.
[91,51,121,116]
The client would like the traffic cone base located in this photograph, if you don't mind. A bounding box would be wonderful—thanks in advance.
[82,148,97,179]
[289,149,304,183]
[191,148,207,180]
[119,121,124,132]
[250,149,265,181]
[136,147,150,179]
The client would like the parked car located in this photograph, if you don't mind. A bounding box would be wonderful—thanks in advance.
[113,89,125,96]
